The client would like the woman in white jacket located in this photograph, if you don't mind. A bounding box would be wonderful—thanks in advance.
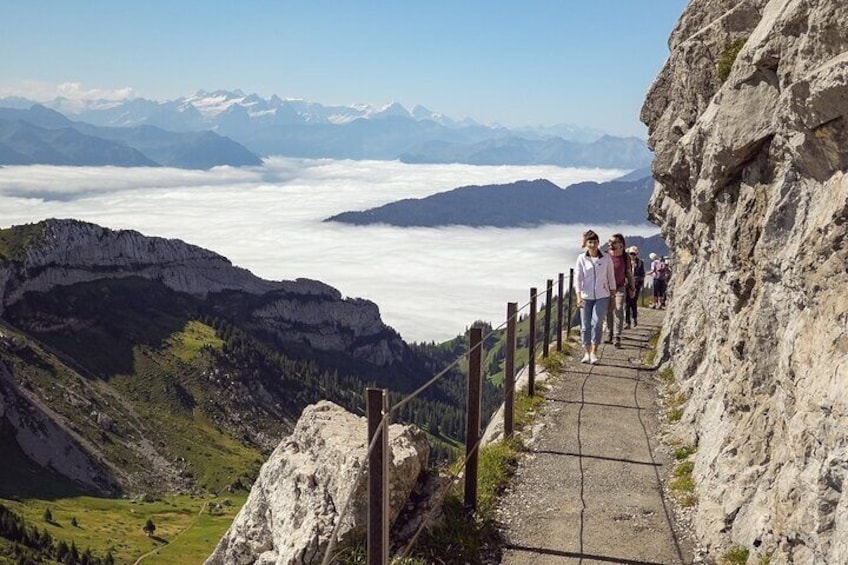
[574,229,617,364]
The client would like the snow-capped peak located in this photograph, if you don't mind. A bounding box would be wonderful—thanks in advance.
[369,101,410,119]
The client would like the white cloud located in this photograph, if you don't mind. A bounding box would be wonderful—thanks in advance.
[0,159,656,342]
[0,80,135,104]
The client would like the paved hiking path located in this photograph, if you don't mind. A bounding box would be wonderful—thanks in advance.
[496,308,694,565]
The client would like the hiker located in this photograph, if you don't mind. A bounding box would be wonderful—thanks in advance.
[625,246,645,328]
[574,229,616,364]
[647,252,671,308]
[603,233,635,348]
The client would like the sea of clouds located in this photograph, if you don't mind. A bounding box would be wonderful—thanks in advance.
[0,158,659,342]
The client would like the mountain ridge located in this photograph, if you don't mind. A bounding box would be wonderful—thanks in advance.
[0,218,498,500]
[0,105,262,169]
[0,219,408,495]
[326,175,655,227]
[1,91,651,169]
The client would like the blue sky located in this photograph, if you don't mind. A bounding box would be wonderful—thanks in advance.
[1,1,688,137]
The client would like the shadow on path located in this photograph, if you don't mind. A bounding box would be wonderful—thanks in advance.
[497,308,692,565]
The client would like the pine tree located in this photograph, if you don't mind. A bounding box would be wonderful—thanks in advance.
[56,539,69,561]
[143,518,156,537]
[42,508,53,523]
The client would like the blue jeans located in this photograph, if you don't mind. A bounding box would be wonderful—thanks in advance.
[580,297,609,347]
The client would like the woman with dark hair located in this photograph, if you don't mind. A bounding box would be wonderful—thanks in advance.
[604,233,635,348]
[574,229,616,364]
[625,246,645,328]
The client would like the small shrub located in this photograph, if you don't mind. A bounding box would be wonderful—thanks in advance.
[659,367,675,385]
[70,516,79,527]
[721,547,750,565]
[477,439,521,514]
[405,494,502,564]
[718,38,747,82]
[668,408,684,423]
[513,385,547,430]
[674,460,694,477]
[143,518,156,537]
[670,460,697,507]
[674,445,697,460]
[644,329,661,365]
[539,351,566,374]
[42,508,53,523]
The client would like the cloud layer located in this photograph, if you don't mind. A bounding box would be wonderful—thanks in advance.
[0,159,656,342]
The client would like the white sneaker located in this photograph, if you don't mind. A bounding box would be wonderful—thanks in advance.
[589,353,599,364]
[581,353,590,363]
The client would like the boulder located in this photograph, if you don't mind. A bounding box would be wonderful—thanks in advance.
[206,401,429,565]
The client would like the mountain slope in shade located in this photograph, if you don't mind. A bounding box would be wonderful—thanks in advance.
[399,135,652,169]
[326,176,655,227]
[0,120,158,167]
[0,106,262,169]
[0,219,496,497]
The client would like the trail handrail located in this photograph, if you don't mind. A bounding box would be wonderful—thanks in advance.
[321,270,577,564]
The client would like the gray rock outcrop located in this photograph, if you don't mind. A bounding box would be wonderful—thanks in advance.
[0,219,404,365]
[642,0,848,562]
[0,358,119,493]
[206,401,429,565]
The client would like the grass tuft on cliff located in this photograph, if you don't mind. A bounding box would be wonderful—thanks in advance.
[717,38,748,82]
[0,221,47,261]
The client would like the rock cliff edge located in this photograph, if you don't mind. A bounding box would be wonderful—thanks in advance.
[642,0,847,562]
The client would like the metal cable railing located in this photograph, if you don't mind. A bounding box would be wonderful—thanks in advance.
[320,270,577,564]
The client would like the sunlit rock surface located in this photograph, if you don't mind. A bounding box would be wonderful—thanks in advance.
[205,401,429,565]
[642,0,848,562]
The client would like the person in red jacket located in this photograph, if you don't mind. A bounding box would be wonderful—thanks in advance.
[604,233,635,348]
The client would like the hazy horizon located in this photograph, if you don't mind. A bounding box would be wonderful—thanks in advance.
[1,2,688,136]
[0,158,659,342]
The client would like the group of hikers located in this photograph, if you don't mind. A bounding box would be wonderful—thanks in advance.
[573,229,670,364]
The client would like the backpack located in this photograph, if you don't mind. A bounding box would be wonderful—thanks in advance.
[633,258,645,279]
[655,259,669,279]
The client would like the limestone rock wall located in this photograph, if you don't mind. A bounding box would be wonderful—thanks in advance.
[205,401,429,565]
[642,0,848,562]
[0,219,404,365]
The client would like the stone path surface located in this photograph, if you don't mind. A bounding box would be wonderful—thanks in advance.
[496,308,693,565]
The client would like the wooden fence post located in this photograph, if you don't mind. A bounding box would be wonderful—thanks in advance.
[504,302,517,439]
[543,279,553,359]
[528,288,537,397]
[367,388,389,565]
[464,328,483,512]
[557,273,564,352]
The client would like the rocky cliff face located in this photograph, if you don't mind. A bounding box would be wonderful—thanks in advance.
[642,0,848,562]
[0,356,119,493]
[0,219,404,365]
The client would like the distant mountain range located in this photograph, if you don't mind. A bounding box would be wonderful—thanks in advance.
[0,105,262,169]
[326,173,656,227]
[0,90,652,169]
